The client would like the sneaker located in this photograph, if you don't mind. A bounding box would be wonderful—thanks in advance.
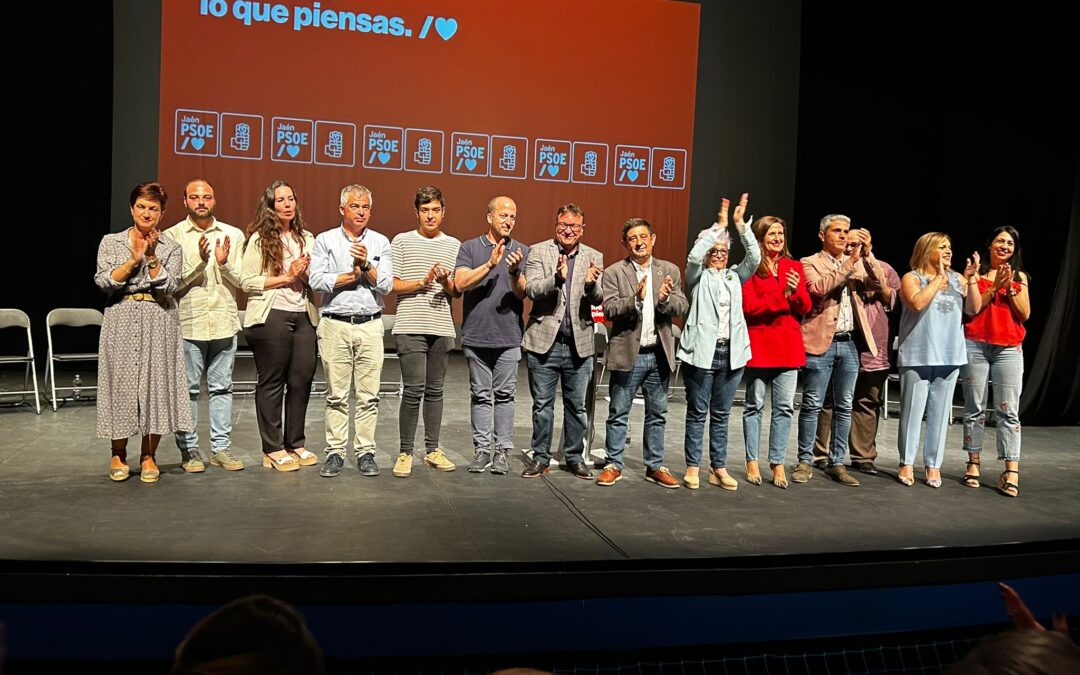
[358,452,379,477]
[596,464,622,486]
[825,464,861,486]
[181,450,206,473]
[392,452,413,478]
[521,457,549,478]
[210,449,244,471]
[467,450,493,473]
[424,448,456,472]
[791,462,814,483]
[491,450,510,475]
[645,466,680,489]
[320,453,344,478]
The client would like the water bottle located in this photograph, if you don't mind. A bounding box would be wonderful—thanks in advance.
[72,373,82,400]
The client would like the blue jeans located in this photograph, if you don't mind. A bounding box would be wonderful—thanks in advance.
[463,346,520,453]
[526,341,594,465]
[175,336,237,454]
[683,343,743,469]
[961,340,1023,461]
[797,339,860,465]
[604,350,670,470]
[742,367,798,465]
[898,365,960,468]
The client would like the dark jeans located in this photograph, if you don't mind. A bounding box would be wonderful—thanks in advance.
[814,368,888,466]
[397,334,452,455]
[683,343,744,469]
[245,309,317,454]
[526,340,594,465]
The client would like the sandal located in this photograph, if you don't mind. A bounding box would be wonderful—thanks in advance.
[897,464,914,487]
[770,463,788,489]
[139,457,160,483]
[998,469,1019,498]
[263,452,300,472]
[962,455,981,488]
[109,458,130,482]
[288,448,318,466]
[745,461,762,485]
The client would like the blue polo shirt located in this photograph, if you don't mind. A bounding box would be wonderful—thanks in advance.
[455,234,529,349]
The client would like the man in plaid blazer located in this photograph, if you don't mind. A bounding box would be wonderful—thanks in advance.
[520,204,605,479]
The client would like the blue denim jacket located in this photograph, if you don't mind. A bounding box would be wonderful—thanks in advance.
[677,226,760,370]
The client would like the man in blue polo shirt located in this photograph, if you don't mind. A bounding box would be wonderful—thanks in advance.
[454,196,529,475]
[309,184,394,478]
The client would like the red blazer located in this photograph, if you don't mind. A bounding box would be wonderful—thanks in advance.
[742,258,811,368]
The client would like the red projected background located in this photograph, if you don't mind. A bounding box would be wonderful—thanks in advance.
[158,0,699,270]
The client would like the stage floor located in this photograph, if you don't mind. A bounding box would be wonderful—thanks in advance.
[1,355,1077,563]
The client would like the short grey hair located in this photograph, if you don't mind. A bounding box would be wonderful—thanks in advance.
[340,184,373,206]
[819,214,850,232]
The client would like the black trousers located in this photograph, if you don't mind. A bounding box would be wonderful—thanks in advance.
[245,309,317,454]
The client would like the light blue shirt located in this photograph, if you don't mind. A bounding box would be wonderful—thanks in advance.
[310,225,393,316]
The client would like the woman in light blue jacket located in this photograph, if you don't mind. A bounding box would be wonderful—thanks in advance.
[678,194,761,490]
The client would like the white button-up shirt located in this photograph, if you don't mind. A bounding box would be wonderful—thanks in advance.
[163,216,244,341]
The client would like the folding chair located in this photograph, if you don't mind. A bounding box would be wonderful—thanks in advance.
[45,308,103,411]
[0,309,41,414]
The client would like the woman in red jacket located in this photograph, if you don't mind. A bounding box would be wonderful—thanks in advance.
[741,216,811,488]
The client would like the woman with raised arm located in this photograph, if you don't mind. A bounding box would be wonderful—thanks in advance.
[240,180,320,472]
[960,226,1030,497]
[741,215,811,488]
[678,193,761,490]
[896,232,979,487]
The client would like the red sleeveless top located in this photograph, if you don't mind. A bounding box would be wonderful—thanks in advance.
[964,277,1026,346]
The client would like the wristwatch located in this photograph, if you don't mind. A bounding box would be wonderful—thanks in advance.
[146,256,159,270]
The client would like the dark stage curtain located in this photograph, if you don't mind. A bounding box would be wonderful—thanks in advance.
[1020,163,1080,424]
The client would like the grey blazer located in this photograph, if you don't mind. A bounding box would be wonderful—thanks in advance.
[522,239,604,357]
[601,257,689,372]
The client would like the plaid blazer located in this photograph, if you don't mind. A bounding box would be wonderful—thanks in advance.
[522,239,604,357]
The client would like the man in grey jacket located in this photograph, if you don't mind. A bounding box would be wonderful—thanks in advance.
[598,218,689,488]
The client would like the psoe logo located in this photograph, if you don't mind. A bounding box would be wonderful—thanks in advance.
[175,109,219,156]
[270,117,314,164]
[613,145,650,188]
[534,139,571,183]
[450,132,489,177]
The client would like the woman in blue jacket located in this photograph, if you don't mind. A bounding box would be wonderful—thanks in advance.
[678,194,761,490]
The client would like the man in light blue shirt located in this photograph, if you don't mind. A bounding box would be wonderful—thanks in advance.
[309,184,394,478]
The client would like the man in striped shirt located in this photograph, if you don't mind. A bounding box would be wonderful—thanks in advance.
[389,186,461,478]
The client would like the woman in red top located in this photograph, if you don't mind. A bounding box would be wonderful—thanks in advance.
[961,226,1030,497]
[741,216,812,488]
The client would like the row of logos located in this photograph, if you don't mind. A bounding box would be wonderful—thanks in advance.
[174,109,687,189]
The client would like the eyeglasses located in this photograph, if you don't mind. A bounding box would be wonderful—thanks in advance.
[707,249,730,257]
[556,222,584,232]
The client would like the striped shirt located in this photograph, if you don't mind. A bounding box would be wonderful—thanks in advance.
[391,229,460,337]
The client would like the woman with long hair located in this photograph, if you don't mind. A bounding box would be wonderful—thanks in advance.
[95,182,192,482]
[741,215,811,488]
[240,180,320,471]
[896,232,979,487]
[677,194,760,490]
[960,226,1030,497]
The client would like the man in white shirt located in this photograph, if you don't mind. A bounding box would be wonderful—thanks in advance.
[164,179,246,472]
[309,184,394,478]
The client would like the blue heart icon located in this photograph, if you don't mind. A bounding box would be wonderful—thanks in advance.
[191,137,205,151]
[464,158,477,171]
[378,151,391,164]
[435,17,457,41]
[287,145,300,158]
[626,169,639,181]
[546,164,559,177]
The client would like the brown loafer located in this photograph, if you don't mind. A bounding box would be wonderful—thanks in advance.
[645,466,680,489]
